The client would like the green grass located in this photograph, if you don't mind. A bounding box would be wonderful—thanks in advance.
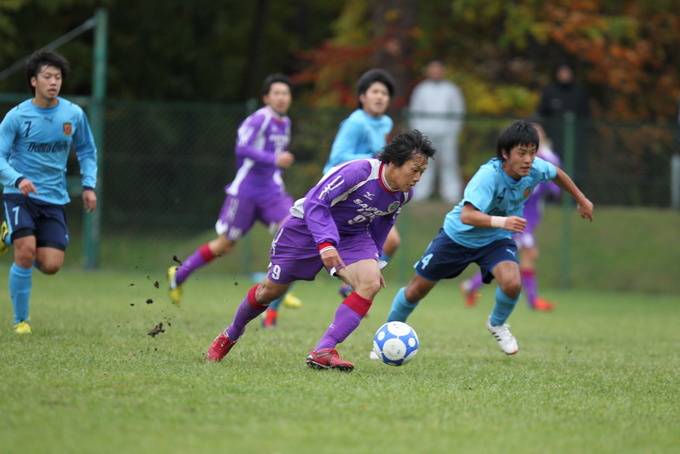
[0,266,678,454]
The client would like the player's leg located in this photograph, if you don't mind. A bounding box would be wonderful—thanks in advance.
[0,219,9,257]
[260,192,303,316]
[206,278,290,361]
[169,194,252,306]
[10,234,36,332]
[307,258,381,372]
[388,273,438,323]
[340,225,400,298]
[207,217,320,362]
[459,270,483,307]
[520,246,555,311]
[388,229,467,322]
[486,260,521,355]
[262,283,302,328]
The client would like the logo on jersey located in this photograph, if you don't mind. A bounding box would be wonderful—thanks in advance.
[523,187,532,198]
[63,123,72,136]
[363,191,375,201]
[388,201,400,213]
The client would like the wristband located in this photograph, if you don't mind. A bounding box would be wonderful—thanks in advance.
[318,241,336,255]
[490,216,506,229]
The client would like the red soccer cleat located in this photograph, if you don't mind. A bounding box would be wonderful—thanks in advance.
[531,298,557,312]
[306,348,354,372]
[206,331,237,361]
[262,308,277,328]
[459,280,481,307]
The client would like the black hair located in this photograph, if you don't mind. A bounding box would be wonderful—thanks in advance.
[356,69,395,109]
[262,73,292,96]
[377,129,436,167]
[496,120,539,160]
[25,49,70,95]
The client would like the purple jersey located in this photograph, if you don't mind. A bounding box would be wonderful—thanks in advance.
[291,158,410,256]
[267,159,411,283]
[226,105,291,200]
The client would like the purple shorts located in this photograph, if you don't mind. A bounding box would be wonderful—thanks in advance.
[267,216,380,284]
[512,232,536,249]
[215,192,294,241]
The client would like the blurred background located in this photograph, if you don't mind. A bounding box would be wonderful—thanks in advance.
[1,0,679,293]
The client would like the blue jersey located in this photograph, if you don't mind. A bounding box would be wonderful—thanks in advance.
[0,98,97,205]
[443,157,556,248]
[322,109,393,174]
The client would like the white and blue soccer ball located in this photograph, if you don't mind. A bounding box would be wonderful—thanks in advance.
[373,321,419,366]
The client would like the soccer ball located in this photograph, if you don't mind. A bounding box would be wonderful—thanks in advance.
[372,321,419,366]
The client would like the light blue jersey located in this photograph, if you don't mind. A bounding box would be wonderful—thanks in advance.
[0,97,97,205]
[322,109,393,174]
[443,157,556,248]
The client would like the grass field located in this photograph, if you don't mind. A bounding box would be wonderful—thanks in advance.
[1,265,678,454]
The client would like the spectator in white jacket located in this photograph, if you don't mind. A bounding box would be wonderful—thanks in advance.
[409,58,466,204]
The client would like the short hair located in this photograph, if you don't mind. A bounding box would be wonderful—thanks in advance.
[377,129,437,167]
[262,73,292,96]
[25,50,70,95]
[496,120,539,160]
[357,69,395,109]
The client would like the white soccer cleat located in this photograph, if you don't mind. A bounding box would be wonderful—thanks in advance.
[369,350,380,360]
[486,317,518,355]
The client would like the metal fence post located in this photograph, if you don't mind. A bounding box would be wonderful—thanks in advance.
[560,112,576,289]
[83,8,108,269]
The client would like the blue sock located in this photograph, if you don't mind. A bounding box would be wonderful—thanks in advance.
[379,253,391,263]
[489,286,520,326]
[9,263,32,325]
[387,287,419,322]
[268,283,294,311]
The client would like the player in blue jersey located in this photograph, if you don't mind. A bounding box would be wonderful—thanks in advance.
[168,74,302,311]
[384,120,593,355]
[205,129,436,371]
[325,69,400,297]
[0,50,98,334]
[460,116,562,311]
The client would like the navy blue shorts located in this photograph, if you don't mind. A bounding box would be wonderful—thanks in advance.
[414,228,518,284]
[2,194,69,251]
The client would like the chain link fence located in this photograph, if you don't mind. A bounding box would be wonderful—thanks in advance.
[1,99,678,233]
[104,104,680,231]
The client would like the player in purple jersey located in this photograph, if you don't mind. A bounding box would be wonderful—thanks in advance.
[460,117,562,311]
[261,68,398,327]
[205,130,437,371]
[326,69,401,300]
[168,74,301,309]
[0,50,98,334]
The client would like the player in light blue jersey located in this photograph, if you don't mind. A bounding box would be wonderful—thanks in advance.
[320,69,401,300]
[385,120,593,355]
[0,50,98,334]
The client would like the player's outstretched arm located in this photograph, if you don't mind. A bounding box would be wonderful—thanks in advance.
[551,168,594,222]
